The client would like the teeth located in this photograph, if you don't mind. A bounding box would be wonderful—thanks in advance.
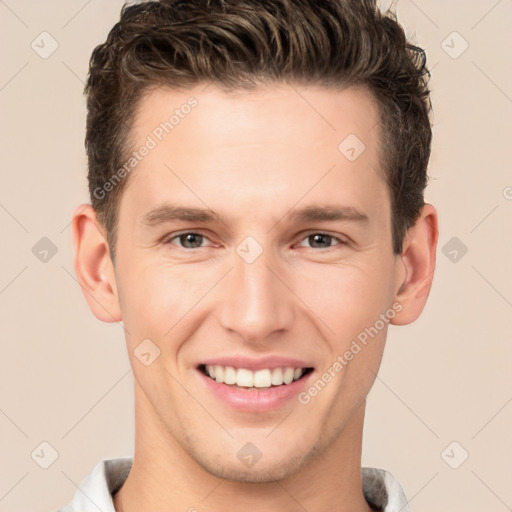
[271,367,283,385]
[253,369,272,388]
[236,368,253,387]
[283,367,294,384]
[214,365,224,382]
[223,365,237,385]
[203,364,307,388]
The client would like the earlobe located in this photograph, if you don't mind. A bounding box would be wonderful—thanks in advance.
[71,203,122,323]
[390,204,439,326]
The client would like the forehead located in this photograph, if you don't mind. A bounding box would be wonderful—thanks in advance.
[132,82,382,153]
[121,83,388,225]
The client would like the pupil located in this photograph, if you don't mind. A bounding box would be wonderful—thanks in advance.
[182,233,202,248]
[311,234,329,248]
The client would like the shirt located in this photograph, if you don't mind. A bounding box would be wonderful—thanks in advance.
[57,457,410,512]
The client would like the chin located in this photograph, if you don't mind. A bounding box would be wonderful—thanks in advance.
[186,441,313,483]
[202,456,307,483]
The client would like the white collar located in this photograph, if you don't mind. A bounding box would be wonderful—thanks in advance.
[59,457,410,512]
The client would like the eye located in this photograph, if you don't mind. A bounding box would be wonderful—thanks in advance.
[162,231,347,251]
[296,232,346,250]
[164,232,212,249]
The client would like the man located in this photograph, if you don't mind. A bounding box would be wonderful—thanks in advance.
[61,0,438,510]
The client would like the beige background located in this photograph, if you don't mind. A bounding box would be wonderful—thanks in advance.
[1,0,511,511]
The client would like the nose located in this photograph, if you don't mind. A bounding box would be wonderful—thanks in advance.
[217,241,295,344]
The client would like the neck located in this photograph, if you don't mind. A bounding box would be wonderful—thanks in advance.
[114,387,373,512]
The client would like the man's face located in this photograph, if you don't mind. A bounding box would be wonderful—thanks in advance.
[113,83,402,481]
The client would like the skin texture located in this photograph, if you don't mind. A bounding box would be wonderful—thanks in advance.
[72,83,438,512]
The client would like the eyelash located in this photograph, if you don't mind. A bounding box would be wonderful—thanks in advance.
[162,231,348,251]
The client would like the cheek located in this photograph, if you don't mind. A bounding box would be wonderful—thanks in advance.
[117,263,198,343]
[293,259,394,341]
[118,261,227,371]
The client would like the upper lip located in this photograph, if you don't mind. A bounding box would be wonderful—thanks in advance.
[199,356,314,372]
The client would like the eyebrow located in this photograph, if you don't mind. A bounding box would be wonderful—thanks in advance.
[140,203,369,227]
[287,205,369,224]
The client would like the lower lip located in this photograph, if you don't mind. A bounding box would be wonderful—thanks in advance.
[197,369,314,412]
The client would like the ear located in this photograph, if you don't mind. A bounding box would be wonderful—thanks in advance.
[390,203,438,326]
[71,203,122,323]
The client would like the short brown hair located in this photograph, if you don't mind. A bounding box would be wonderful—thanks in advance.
[84,0,432,260]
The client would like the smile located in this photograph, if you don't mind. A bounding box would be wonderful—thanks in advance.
[199,364,314,389]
